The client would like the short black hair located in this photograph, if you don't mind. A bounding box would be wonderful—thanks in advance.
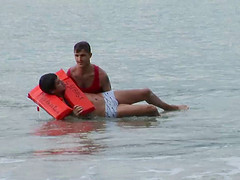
[39,73,57,94]
[74,41,91,53]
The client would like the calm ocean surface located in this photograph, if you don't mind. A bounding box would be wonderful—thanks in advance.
[1,0,240,179]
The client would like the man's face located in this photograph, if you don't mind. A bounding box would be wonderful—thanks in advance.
[74,49,92,67]
[52,78,65,95]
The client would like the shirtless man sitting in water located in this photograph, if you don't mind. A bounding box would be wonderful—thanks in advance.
[39,73,188,118]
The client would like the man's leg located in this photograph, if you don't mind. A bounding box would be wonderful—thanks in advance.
[114,89,188,111]
[116,104,160,118]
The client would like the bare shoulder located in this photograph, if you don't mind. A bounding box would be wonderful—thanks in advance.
[97,66,111,91]
[98,66,108,79]
[69,67,78,78]
[69,66,77,73]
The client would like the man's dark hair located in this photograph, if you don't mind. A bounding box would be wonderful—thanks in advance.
[39,73,57,94]
[74,41,91,53]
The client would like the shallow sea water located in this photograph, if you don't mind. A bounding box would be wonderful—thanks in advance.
[1,0,240,179]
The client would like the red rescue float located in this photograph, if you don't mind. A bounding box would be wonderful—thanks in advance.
[28,69,95,120]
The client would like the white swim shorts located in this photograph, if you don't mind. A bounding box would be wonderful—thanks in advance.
[103,90,118,118]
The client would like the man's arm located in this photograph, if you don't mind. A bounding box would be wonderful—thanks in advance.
[99,68,111,92]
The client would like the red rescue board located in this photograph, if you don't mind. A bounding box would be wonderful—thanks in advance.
[28,69,95,120]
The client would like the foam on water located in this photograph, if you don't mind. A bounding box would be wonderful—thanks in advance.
[0,158,25,164]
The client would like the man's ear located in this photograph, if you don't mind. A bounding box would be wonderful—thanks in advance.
[89,53,92,58]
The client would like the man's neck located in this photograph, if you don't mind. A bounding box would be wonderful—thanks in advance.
[76,64,93,75]
[55,92,65,98]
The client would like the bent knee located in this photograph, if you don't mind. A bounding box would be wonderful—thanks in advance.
[146,104,157,111]
[146,105,159,116]
[142,88,152,97]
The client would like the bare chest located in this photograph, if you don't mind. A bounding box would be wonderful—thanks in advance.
[73,73,94,89]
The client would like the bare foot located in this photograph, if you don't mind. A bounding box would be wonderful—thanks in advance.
[177,105,189,110]
[164,104,189,111]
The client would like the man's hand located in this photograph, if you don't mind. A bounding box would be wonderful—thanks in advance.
[73,105,83,116]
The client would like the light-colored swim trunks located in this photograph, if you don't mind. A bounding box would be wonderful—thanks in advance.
[103,90,118,118]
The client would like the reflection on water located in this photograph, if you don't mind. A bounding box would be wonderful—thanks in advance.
[117,117,160,129]
[34,119,106,155]
[34,143,104,156]
[33,117,161,156]
[34,119,106,136]
[35,117,160,136]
